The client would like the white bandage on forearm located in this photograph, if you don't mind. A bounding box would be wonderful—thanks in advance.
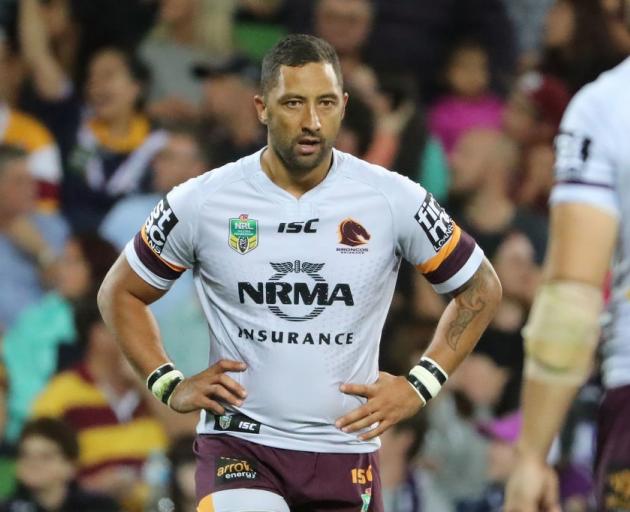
[147,363,184,405]
[523,281,603,384]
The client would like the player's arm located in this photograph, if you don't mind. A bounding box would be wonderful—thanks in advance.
[97,254,171,378]
[337,186,501,439]
[421,256,502,375]
[517,202,617,458]
[98,187,247,415]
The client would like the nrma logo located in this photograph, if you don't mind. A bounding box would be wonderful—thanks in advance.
[237,261,354,322]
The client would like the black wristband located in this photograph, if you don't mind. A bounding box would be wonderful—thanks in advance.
[419,358,447,385]
[147,363,175,391]
[407,373,433,403]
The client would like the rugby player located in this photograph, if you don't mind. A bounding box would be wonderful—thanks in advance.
[98,34,502,512]
[504,9,630,512]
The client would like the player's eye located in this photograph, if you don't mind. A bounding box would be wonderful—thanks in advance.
[285,100,302,108]
[320,99,336,107]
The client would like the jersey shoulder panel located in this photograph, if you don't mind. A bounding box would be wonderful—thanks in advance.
[551,58,630,214]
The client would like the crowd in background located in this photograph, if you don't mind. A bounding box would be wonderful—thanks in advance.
[0,0,627,510]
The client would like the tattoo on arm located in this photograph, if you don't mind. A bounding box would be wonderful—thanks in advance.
[446,262,491,351]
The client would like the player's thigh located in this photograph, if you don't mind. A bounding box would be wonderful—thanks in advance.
[594,384,630,510]
[197,489,290,512]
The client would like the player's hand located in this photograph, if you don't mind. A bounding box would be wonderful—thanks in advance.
[335,371,424,441]
[168,359,247,415]
[504,452,561,512]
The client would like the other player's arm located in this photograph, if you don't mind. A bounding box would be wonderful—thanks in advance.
[504,203,617,512]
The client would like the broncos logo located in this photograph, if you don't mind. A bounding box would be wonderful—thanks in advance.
[338,219,371,247]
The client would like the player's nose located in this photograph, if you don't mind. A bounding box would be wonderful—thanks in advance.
[301,104,321,132]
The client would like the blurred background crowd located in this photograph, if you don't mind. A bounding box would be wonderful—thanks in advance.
[0,0,626,510]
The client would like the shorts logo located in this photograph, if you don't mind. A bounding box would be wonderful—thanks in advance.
[214,413,261,434]
[337,218,370,255]
[215,457,258,484]
[414,193,453,252]
[229,214,258,255]
[361,488,372,512]
[143,197,179,255]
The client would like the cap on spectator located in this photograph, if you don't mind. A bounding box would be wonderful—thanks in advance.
[192,54,260,84]
[517,72,571,131]
[478,411,522,444]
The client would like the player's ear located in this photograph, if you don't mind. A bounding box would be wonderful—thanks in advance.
[341,92,349,120]
[254,95,268,125]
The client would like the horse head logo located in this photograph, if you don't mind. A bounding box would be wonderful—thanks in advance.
[338,219,371,247]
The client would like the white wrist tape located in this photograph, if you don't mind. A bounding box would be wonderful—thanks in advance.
[407,357,449,404]
[147,363,184,405]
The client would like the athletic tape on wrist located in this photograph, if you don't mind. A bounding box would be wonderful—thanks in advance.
[407,357,449,403]
[147,363,184,405]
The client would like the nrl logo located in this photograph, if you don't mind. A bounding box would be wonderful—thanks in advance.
[218,415,232,430]
[229,214,258,255]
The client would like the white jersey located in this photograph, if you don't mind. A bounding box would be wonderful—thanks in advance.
[551,57,630,389]
[126,148,484,452]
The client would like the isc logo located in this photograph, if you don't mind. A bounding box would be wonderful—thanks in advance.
[278,218,319,233]
[238,421,258,432]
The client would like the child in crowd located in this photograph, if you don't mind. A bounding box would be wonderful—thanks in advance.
[428,40,503,155]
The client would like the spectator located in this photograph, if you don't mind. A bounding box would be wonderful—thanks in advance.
[193,55,266,166]
[17,0,83,159]
[457,413,522,511]
[64,46,168,231]
[447,129,547,264]
[99,125,210,376]
[1,20,63,207]
[31,304,168,509]
[284,0,517,100]
[313,0,374,80]
[0,144,69,332]
[428,39,504,156]
[161,435,197,512]
[140,0,229,124]
[381,413,452,511]
[3,234,118,443]
[503,72,571,212]
[540,0,624,93]
[0,418,119,512]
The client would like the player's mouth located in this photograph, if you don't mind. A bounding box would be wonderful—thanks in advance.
[296,137,322,155]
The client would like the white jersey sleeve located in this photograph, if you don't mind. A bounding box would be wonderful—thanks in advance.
[550,82,621,217]
[124,179,198,289]
[389,174,484,294]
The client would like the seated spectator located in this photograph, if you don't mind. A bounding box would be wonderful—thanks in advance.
[64,46,168,231]
[0,418,119,512]
[457,412,522,512]
[540,0,624,94]
[140,0,228,124]
[380,406,452,511]
[502,71,571,213]
[99,124,210,376]
[313,0,373,80]
[3,234,118,443]
[193,55,266,167]
[428,39,504,156]
[31,304,168,508]
[0,30,63,208]
[0,145,69,331]
[447,128,548,265]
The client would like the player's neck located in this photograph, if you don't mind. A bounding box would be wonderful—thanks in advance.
[261,147,333,199]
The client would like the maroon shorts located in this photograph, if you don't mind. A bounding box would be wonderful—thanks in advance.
[194,434,383,512]
[595,384,630,510]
